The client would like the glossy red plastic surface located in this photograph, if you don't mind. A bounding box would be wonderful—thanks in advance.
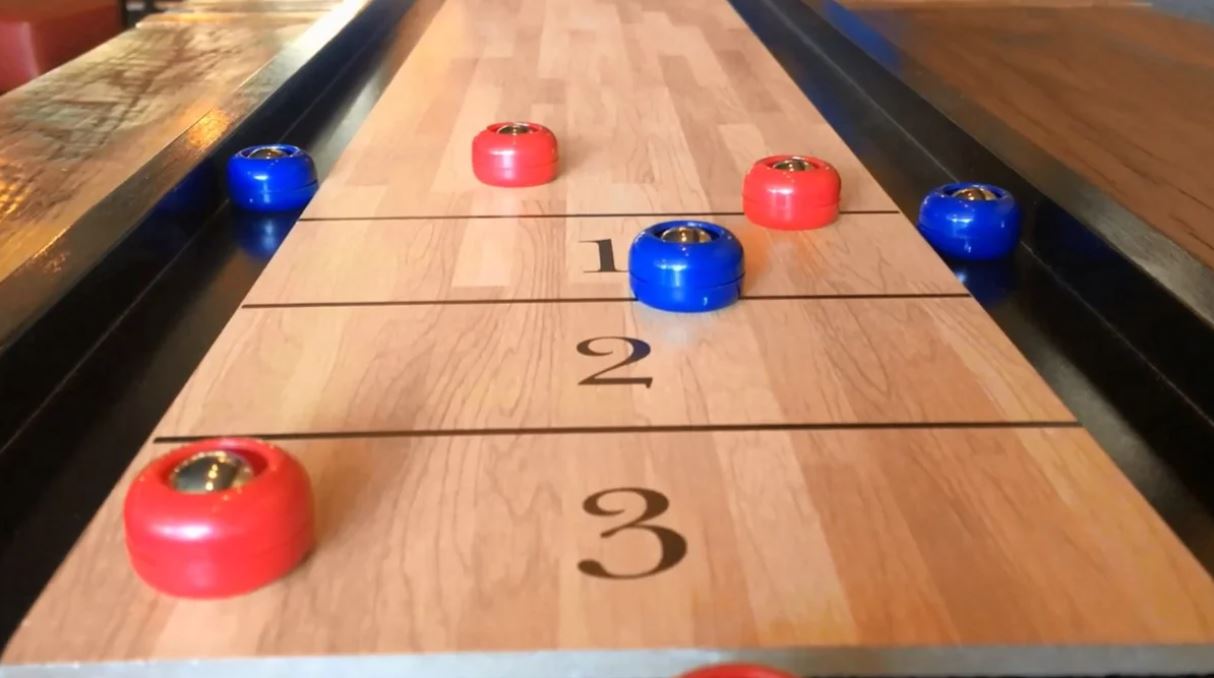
[123,437,314,598]
[471,121,559,187]
[742,154,841,230]
[679,664,798,678]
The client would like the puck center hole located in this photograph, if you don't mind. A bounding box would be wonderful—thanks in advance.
[769,157,816,172]
[950,186,1000,201]
[169,450,256,494]
[659,225,716,244]
[496,123,536,135]
[246,147,292,160]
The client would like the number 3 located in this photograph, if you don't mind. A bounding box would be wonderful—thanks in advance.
[578,487,688,579]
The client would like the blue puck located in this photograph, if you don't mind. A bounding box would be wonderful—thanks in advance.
[226,144,318,213]
[917,183,1020,260]
[629,220,744,313]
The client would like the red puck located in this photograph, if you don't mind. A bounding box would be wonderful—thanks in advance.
[472,121,558,187]
[742,154,841,230]
[123,437,314,598]
[679,664,798,678]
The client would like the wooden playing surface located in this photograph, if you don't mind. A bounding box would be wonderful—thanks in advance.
[155,298,1068,436]
[246,214,964,304]
[7,0,1214,673]
[299,0,898,219]
[6,428,1214,665]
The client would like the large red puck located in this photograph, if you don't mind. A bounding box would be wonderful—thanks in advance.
[742,154,841,230]
[472,121,558,187]
[123,437,314,598]
[679,664,798,678]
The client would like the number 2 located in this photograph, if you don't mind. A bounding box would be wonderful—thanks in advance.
[578,488,687,579]
[577,337,652,388]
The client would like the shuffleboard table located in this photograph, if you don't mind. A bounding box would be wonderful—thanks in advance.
[4,0,1214,675]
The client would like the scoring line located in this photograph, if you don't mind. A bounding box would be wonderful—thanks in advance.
[295,209,902,222]
[241,292,972,309]
[153,420,1083,444]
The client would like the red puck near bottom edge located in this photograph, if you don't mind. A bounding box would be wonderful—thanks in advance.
[123,437,314,598]
[679,664,798,678]
[742,154,841,230]
[472,121,558,187]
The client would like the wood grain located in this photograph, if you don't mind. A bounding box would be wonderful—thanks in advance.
[301,0,898,220]
[0,17,312,285]
[246,214,963,304]
[846,2,1214,269]
[138,10,328,25]
[7,0,1213,671]
[155,0,341,11]
[7,427,1214,664]
[155,297,1069,437]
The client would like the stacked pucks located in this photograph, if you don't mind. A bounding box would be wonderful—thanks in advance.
[742,154,841,230]
[917,182,1020,260]
[226,144,318,213]
[124,437,314,598]
[628,220,744,313]
[471,121,558,187]
[678,664,798,678]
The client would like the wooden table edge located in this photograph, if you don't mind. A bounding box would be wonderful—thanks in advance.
[6,643,1214,676]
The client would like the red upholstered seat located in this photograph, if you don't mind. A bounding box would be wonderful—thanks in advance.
[0,0,122,93]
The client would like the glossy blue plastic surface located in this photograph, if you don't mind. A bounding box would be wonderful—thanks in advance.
[156,164,217,217]
[234,212,296,260]
[226,144,319,213]
[628,220,744,312]
[917,183,1021,260]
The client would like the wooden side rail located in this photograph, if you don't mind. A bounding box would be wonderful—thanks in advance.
[0,7,322,290]
[0,0,399,455]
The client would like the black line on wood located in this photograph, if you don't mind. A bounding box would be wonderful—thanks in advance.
[154,420,1083,444]
[240,292,972,309]
[294,209,902,222]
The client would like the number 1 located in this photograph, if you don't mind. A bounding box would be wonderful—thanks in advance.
[582,239,623,273]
